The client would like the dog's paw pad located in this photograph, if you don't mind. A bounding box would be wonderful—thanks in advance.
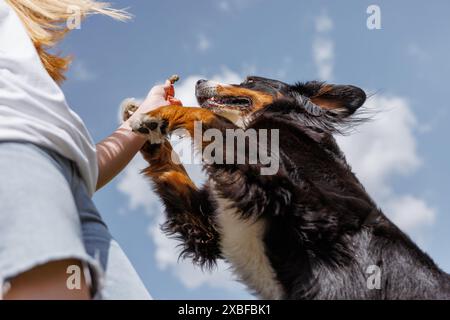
[130,115,167,144]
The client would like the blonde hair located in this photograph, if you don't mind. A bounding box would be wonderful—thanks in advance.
[6,0,130,82]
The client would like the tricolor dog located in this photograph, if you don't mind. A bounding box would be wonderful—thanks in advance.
[123,76,450,299]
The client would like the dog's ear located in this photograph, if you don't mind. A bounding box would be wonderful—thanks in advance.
[293,81,366,116]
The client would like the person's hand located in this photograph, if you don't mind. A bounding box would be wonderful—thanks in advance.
[135,80,182,115]
[121,79,182,131]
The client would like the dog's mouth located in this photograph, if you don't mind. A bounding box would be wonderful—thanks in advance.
[197,95,252,110]
[196,80,253,113]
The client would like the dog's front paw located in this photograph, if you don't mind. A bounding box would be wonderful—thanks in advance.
[129,114,168,144]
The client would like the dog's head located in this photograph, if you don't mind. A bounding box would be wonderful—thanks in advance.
[195,76,366,132]
[196,76,375,237]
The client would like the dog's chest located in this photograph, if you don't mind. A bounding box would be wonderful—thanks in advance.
[211,188,285,299]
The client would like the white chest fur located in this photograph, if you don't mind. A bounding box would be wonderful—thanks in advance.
[212,191,285,299]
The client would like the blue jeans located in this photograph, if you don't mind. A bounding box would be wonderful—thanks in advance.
[0,142,151,299]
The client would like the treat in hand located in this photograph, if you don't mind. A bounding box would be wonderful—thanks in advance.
[169,74,180,84]
[166,75,181,105]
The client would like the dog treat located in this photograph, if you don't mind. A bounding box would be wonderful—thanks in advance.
[169,74,180,84]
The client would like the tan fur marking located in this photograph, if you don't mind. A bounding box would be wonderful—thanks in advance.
[144,105,231,152]
[141,140,196,200]
[217,86,275,111]
[147,106,219,135]
[311,85,342,110]
[310,97,342,110]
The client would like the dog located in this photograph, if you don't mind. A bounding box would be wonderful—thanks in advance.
[123,76,450,299]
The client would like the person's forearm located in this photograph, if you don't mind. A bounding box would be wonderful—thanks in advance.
[95,79,177,191]
[96,121,146,191]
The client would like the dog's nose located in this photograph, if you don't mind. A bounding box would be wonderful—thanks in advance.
[196,79,207,86]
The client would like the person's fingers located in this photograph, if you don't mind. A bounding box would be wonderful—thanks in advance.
[149,80,175,97]
[165,85,175,98]
[162,80,172,93]
[148,85,166,98]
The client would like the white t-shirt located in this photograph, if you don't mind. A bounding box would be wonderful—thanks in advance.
[0,1,98,196]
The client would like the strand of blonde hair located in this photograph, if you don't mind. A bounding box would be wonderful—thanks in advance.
[6,0,130,82]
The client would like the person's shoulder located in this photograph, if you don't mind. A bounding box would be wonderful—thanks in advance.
[0,1,17,26]
[0,0,9,18]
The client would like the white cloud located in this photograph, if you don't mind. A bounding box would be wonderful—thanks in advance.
[315,12,334,33]
[337,96,420,198]
[313,12,334,81]
[217,1,231,13]
[197,34,211,53]
[313,38,334,81]
[336,94,436,236]
[72,61,96,81]
[387,196,435,232]
[116,156,158,213]
[216,0,259,13]
[406,43,430,62]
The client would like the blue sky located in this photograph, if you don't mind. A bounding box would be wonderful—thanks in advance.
[60,0,450,299]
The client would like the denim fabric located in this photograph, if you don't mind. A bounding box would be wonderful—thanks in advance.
[0,142,151,299]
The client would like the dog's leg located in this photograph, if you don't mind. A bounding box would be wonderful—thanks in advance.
[128,106,235,267]
[128,105,236,147]
[140,140,221,267]
[121,103,225,266]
